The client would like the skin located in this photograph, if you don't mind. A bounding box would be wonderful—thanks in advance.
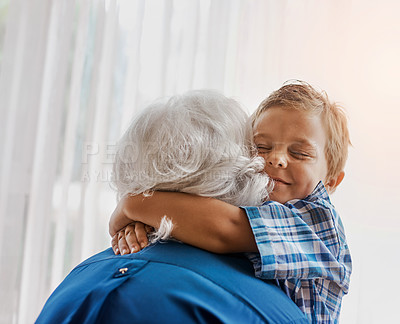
[111,106,344,255]
[253,107,343,203]
[110,192,257,254]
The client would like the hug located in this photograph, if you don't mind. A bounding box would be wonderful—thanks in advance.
[38,83,351,323]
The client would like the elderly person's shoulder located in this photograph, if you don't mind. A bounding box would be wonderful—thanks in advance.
[36,241,307,324]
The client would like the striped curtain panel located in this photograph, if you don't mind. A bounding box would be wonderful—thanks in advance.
[0,1,286,322]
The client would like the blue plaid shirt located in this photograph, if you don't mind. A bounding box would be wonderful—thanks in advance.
[242,182,352,323]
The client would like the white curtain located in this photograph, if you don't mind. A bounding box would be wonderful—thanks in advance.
[1,0,400,323]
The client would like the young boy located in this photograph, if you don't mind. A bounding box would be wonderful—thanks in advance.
[110,81,352,323]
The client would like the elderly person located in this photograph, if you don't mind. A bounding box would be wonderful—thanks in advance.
[36,91,307,323]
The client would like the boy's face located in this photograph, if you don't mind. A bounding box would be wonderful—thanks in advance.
[254,106,329,204]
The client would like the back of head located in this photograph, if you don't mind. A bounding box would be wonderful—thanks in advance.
[113,90,271,207]
[252,80,350,185]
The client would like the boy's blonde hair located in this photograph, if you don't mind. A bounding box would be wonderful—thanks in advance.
[251,80,351,183]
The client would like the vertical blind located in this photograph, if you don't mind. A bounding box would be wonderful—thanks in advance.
[1,1,282,322]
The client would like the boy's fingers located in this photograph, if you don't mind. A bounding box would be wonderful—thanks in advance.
[125,224,141,253]
[135,222,149,248]
[111,234,119,255]
[118,230,130,255]
[145,225,154,233]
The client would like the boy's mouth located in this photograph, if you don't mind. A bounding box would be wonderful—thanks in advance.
[271,177,290,185]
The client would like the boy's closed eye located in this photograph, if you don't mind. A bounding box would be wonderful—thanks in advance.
[255,145,315,159]
[256,145,272,154]
[290,150,313,159]
[290,143,317,160]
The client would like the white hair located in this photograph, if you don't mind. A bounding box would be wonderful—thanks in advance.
[112,90,272,242]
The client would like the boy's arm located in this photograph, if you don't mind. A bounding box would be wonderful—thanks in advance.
[243,201,352,290]
[109,192,258,254]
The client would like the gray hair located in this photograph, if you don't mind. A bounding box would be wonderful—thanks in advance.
[112,90,272,241]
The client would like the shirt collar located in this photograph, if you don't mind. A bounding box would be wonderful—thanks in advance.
[304,181,331,203]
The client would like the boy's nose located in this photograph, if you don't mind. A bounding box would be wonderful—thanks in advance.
[267,153,288,168]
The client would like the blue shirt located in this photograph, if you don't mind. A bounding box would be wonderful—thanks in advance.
[241,182,352,323]
[36,241,308,324]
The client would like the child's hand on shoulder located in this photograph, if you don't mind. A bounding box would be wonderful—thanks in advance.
[111,222,154,255]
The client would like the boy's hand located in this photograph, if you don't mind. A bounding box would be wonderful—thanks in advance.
[109,195,137,237]
[111,222,154,255]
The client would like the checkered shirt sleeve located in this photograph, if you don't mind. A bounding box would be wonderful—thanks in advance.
[242,182,352,323]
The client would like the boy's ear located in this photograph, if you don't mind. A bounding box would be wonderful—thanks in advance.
[326,171,345,193]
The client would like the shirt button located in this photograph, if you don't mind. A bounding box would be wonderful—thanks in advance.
[113,267,130,278]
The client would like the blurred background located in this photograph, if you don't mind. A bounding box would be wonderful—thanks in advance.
[1,0,399,323]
